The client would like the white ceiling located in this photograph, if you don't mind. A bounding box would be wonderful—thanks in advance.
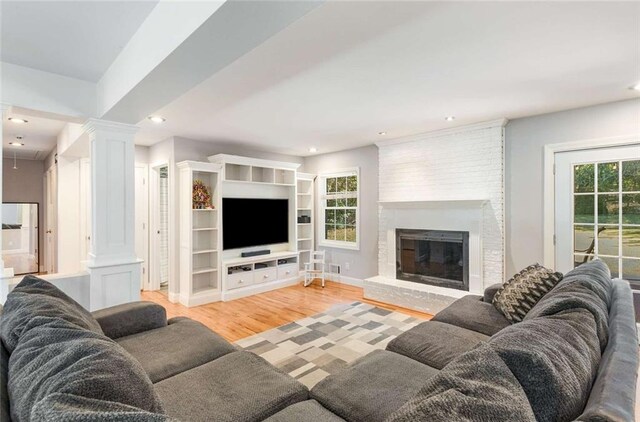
[136,1,640,156]
[2,112,65,160]
[0,1,158,82]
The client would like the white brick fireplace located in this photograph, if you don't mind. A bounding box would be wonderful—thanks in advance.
[364,119,507,314]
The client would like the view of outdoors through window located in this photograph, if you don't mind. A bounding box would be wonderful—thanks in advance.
[573,160,640,282]
[324,175,358,244]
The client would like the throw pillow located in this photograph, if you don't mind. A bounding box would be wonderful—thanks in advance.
[9,317,165,421]
[0,275,103,352]
[492,264,563,323]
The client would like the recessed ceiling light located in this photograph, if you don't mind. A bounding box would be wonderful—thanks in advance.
[378,131,387,136]
[8,117,28,124]
[148,115,166,124]
[445,116,455,121]
[309,147,317,153]
[9,142,24,147]
[630,82,640,91]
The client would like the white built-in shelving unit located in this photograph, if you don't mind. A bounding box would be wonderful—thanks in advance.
[177,161,222,307]
[207,154,304,301]
[296,173,315,272]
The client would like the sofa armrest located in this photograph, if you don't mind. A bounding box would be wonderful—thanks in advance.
[92,301,167,339]
[483,283,503,303]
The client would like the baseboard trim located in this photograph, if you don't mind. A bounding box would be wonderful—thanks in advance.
[330,275,364,288]
[168,292,179,304]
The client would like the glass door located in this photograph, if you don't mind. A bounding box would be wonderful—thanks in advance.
[555,145,640,283]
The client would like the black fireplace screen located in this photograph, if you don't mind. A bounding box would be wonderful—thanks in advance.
[396,229,469,291]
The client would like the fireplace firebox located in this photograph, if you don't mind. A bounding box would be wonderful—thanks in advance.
[396,229,469,291]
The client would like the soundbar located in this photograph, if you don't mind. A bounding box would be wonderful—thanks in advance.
[241,249,271,258]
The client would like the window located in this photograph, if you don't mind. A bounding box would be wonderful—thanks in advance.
[572,160,640,282]
[318,169,359,250]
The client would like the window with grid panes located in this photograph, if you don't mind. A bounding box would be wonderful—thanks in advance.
[572,160,640,283]
[319,169,359,250]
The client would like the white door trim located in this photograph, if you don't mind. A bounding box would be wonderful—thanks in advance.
[543,134,640,268]
[149,163,167,292]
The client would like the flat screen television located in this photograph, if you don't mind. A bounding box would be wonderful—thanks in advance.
[222,198,289,250]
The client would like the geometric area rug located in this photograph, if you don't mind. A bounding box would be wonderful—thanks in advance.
[235,302,426,389]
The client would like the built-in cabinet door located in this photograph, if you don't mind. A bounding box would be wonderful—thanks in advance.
[555,145,640,285]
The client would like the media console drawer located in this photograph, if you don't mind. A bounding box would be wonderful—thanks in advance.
[277,264,298,280]
[227,272,253,290]
[253,268,278,284]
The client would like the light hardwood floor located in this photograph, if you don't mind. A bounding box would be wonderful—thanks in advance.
[141,280,432,342]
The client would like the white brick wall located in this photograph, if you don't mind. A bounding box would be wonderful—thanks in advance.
[377,121,506,286]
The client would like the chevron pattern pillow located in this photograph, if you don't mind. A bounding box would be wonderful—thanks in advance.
[492,264,563,323]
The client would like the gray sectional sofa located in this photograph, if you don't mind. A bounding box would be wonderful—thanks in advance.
[1,260,637,421]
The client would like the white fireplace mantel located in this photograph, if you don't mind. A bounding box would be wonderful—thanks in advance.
[366,198,491,314]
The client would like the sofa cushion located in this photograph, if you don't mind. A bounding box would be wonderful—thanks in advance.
[578,280,639,422]
[31,393,174,421]
[560,259,613,305]
[385,343,536,422]
[483,283,503,303]
[8,317,164,421]
[1,275,103,353]
[311,350,439,422]
[489,308,601,422]
[155,351,308,422]
[387,321,489,369]
[116,316,236,383]
[492,263,563,323]
[431,295,511,336]
[525,262,610,350]
[93,301,168,340]
[263,400,345,422]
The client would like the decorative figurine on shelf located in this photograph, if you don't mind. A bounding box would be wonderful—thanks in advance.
[192,179,214,209]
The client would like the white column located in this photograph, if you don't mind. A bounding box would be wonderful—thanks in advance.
[82,118,141,310]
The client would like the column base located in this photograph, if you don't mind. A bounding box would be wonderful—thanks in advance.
[87,259,142,311]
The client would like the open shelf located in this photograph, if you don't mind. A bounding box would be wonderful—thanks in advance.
[193,267,217,275]
[225,163,251,182]
[251,166,275,183]
[178,161,222,307]
[275,169,295,185]
[296,173,314,269]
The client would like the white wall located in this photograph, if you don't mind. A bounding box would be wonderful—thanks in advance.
[135,145,150,164]
[505,98,640,277]
[56,156,83,273]
[303,145,379,282]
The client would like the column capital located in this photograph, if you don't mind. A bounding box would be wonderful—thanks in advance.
[82,118,138,137]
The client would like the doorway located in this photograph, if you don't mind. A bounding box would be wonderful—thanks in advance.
[150,165,170,292]
[555,145,640,284]
[2,203,39,275]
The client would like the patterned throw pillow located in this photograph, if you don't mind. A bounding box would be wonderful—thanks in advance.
[492,264,563,323]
